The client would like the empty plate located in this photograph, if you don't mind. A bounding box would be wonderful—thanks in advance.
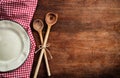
[0,20,30,72]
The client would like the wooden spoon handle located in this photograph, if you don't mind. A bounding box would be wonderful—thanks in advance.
[34,27,51,78]
[44,50,51,76]
[39,32,51,76]
[34,49,45,78]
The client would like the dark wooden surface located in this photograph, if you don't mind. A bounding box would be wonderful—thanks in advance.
[30,0,120,78]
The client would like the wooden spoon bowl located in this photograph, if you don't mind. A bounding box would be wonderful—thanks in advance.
[45,12,58,26]
[33,19,44,32]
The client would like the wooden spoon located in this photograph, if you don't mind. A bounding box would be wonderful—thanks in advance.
[33,19,51,77]
[33,19,44,41]
[34,12,58,78]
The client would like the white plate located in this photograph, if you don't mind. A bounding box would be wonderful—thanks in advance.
[0,20,30,72]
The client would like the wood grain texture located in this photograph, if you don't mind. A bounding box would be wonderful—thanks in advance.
[30,0,120,78]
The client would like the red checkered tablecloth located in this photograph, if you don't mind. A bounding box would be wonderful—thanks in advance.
[0,0,37,78]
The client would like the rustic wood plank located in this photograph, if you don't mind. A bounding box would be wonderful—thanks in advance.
[31,0,120,78]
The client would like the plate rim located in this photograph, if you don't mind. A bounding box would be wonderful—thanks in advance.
[0,20,30,72]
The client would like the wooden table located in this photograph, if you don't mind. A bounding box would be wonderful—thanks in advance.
[30,0,120,78]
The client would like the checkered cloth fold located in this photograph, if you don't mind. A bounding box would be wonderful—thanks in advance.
[0,0,37,77]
